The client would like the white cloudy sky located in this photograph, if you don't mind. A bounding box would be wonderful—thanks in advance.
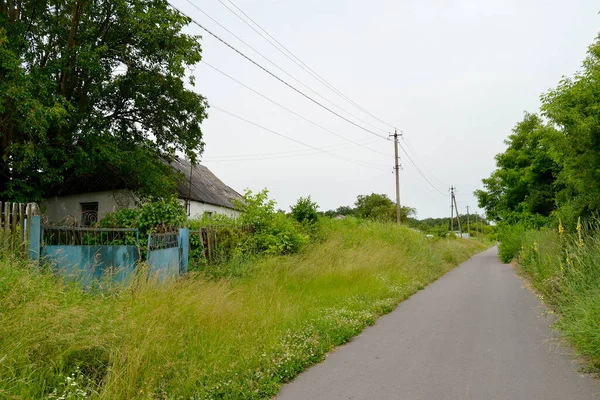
[171,0,599,218]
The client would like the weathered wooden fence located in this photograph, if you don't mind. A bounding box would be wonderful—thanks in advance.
[0,202,40,258]
[189,225,253,264]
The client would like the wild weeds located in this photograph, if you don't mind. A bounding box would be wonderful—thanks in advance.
[0,219,485,399]
[518,227,600,370]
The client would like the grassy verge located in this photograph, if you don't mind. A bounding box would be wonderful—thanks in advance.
[517,228,600,371]
[0,218,486,399]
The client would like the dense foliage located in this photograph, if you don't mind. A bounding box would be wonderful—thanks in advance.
[290,196,319,225]
[476,34,600,230]
[100,197,186,235]
[0,0,207,201]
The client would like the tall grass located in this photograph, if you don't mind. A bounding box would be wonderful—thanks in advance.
[0,218,485,399]
[518,227,600,370]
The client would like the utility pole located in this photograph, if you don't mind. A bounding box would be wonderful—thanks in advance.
[450,186,462,236]
[466,205,470,236]
[450,186,455,232]
[453,195,462,236]
[391,129,401,223]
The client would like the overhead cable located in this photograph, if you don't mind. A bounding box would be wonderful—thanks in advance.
[217,0,396,130]
[202,61,389,157]
[167,1,390,141]
[209,104,389,170]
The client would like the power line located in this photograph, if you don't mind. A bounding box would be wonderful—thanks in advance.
[182,0,384,132]
[202,61,389,157]
[204,146,373,162]
[209,104,389,170]
[167,1,389,141]
[203,139,379,160]
[397,143,448,196]
[217,0,396,130]
[402,136,447,190]
[185,0,387,133]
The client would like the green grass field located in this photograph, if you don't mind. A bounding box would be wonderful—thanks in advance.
[518,227,600,372]
[0,218,485,399]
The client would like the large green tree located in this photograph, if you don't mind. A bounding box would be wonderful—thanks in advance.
[541,35,600,218]
[475,113,559,224]
[0,0,207,201]
[477,34,600,226]
[354,193,415,222]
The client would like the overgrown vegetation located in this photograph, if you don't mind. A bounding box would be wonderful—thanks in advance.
[0,218,485,399]
[516,224,600,370]
[477,32,600,371]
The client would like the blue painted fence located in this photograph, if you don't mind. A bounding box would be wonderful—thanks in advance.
[28,218,189,285]
[146,229,189,281]
[42,244,139,285]
[39,225,140,285]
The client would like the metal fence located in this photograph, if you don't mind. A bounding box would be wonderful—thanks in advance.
[40,225,141,285]
[147,229,189,280]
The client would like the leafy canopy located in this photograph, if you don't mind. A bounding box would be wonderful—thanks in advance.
[476,34,600,228]
[354,193,415,222]
[0,0,207,201]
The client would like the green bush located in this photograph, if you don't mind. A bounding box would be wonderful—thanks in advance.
[236,189,308,256]
[290,196,319,225]
[497,224,526,263]
[137,197,186,233]
[99,197,185,236]
[99,208,139,229]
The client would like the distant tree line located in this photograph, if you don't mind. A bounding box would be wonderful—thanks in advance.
[322,193,415,222]
[322,193,491,236]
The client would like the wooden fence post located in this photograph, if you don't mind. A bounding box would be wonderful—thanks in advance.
[11,203,17,251]
[19,203,25,256]
[4,202,10,252]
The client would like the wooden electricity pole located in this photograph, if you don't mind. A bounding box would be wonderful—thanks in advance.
[450,186,462,236]
[391,129,401,223]
[450,186,455,232]
[466,205,470,236]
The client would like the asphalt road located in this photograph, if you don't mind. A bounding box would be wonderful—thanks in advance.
[277,247,600,400]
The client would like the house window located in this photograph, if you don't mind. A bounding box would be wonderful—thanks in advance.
[204,211,213,219]
[81,202,99,227]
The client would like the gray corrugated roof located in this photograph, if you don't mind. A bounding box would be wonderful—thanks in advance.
[172,158,242,210]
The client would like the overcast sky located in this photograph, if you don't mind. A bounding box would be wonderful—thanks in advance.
[172,0,599,218]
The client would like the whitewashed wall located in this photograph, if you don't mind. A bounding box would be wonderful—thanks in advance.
[186,200,240,219]
[43,190,239,224]
[42,190,136,224]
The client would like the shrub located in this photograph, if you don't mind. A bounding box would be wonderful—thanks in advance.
[290,196,319,225]
[235,189,308,255]
[99,208,140,229]
[497,223,526,263]
[137,197,186,233]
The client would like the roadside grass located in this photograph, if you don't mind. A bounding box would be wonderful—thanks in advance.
[518,228,600,371]
[0,218,486,399]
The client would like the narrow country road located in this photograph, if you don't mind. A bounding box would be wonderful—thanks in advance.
[277,247,600,399]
